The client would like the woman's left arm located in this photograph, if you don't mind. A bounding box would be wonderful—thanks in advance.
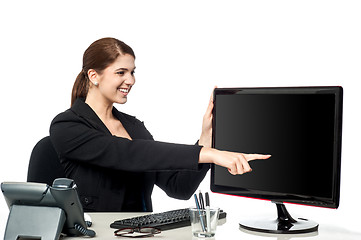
[198,89,214,148]
[155,90,215,200]
[155,164,210,200]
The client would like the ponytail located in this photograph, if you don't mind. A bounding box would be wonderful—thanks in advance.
[71,70,89,106]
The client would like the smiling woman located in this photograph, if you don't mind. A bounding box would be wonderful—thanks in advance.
[49,37,270,212]
[71,38,136,106]
[86,54,136,106]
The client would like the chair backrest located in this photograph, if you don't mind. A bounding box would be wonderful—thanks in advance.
[27,136,66,186]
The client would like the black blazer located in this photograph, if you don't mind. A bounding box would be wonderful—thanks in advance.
[50,98,209,212]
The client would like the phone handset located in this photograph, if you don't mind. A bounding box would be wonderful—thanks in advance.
[51,178,96,237]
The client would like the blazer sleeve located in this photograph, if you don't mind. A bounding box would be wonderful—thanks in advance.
[50,110,203,172]
[155,163,210,200]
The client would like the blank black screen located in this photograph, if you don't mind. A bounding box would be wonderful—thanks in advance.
[213,93,336,199]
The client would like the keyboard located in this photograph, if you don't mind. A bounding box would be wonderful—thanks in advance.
[110,208,227,231]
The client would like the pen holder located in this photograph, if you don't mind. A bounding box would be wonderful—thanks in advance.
[189,207,220,238]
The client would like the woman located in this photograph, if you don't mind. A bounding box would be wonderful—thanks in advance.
[50,37,270,212]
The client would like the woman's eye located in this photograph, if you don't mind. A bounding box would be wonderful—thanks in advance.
[116,71,125,75]
[131,71,135,76]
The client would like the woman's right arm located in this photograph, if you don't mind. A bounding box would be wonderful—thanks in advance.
[50,110,202,172]
[199,147,271,175]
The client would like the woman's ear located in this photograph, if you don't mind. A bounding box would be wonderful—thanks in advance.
[87,69,99,86]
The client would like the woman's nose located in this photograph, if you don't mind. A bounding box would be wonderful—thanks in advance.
[125,74,135,85]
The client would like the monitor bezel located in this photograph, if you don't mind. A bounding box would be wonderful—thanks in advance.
[210,86,343,209]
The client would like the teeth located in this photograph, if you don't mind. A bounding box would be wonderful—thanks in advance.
[119,88,129,93]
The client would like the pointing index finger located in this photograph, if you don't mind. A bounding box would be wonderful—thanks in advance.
[244,154,271,162]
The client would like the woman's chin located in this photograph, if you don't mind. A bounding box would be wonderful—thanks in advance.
[115,97,128,105]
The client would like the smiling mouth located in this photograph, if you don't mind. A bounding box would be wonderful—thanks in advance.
[118,88,129,94]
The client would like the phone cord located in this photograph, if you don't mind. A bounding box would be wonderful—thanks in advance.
[74,223,96,237]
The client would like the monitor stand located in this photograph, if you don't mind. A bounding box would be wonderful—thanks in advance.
[239,201,319,234]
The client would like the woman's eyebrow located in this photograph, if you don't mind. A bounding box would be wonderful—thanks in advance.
[115,66,136,72]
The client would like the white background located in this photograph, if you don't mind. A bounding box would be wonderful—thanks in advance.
[0,0,360,238]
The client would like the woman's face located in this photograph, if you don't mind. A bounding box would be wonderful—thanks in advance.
[95,54,136,105]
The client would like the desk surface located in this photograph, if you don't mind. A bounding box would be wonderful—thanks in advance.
[65,211,361,240]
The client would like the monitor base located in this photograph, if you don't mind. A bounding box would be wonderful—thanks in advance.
[239,202,319,234]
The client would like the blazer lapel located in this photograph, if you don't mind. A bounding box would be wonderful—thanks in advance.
[71,98,112,135]
[71,98,139,139]
[112,107,137,139]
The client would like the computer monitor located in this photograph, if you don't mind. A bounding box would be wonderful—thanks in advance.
[210,86,343,234]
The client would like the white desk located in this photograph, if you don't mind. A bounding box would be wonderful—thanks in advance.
[65,211,361,240]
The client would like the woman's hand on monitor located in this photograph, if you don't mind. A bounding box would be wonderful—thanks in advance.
[199,147,271,175]
[199,87,216,148]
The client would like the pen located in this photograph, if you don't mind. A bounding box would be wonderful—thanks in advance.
[205,192,211,232]
[199,190,205,209]
[194,194,206,232]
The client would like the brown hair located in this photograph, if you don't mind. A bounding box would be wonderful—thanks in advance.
[71,37,135,106]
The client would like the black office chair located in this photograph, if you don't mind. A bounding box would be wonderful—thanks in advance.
[27,136,66,186]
